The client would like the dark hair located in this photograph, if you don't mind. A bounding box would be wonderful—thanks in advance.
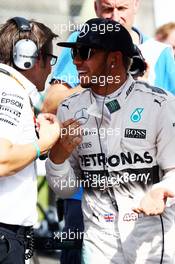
[0,18,58,66]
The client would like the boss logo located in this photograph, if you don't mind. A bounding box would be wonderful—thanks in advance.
[125,128,146,139]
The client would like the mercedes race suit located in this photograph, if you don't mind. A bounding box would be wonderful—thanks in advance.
[46,75,175,263]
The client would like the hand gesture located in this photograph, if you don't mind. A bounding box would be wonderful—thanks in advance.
[49,118,82,164]
[133,188,174,216]
[37,113,60,154]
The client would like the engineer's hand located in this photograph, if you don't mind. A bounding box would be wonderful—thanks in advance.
[49,118,82,164]
[37,113,60,154]
[133,188,174,216]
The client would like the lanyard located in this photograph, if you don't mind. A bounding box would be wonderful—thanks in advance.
[0,68,25,89]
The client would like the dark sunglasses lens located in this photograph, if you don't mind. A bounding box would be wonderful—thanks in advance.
[79,47,90,60]
[71,47,91,60]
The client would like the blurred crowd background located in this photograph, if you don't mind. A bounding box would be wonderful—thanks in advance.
[0,0,175,55]
[0,0,174,89]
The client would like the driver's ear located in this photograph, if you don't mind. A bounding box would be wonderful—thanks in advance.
[94,0,99,15]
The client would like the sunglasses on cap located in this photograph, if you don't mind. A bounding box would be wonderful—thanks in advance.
[71,47,94,61]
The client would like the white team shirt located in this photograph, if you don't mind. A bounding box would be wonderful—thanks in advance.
[0,63,38,226]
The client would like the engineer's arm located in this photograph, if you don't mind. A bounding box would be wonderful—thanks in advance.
[133,99,175,215]
[0,113,60,177]
[42,31,83,114]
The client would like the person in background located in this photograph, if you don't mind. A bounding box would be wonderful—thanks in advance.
[94,0,175,94]
[155,22,175,57]
[0,17,60,264]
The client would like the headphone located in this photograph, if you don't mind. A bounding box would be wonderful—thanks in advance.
[12,17,39,70]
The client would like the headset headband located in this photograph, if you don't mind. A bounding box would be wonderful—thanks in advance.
[12,17,39,70]
[12,17,31,32]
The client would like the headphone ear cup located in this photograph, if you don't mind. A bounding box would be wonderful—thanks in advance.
[13,39,38,70]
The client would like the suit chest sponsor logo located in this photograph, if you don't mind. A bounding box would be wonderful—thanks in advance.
[78,142,92,150]
[130,108,144,122]
[74,108,89,124]
[125,128,146,139]
[79,151,153,167]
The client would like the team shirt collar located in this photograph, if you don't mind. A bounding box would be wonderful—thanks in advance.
[87,74,135,119]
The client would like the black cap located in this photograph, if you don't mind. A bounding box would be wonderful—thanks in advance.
[57,18,135,58]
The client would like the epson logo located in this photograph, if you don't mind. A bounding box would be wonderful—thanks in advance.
[125,128,146,139]
[1,98,23,109]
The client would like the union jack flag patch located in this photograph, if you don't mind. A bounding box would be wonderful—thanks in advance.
[104,213,115,222]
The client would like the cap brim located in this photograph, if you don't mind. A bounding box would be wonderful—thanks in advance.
[56,42,77,48]
[56,42,97,48]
